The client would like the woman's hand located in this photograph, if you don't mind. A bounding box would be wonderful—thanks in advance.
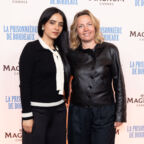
[22,119,34,133]
[114,122,123,128]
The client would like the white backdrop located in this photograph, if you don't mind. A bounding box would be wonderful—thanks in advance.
[0,0,144,144]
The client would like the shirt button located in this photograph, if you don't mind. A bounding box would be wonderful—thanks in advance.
[88,85,92,89]
[90,75,94,79]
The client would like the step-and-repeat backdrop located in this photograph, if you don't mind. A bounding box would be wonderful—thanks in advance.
[0,0,144,144]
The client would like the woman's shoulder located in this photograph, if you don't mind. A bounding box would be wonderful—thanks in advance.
[67,48,80,63]
[23,40,41,53]
[68,47,81,56]
[101,42,119,54]
[20,40,40,58]
[101,41,117,48]
[24,40,39,49]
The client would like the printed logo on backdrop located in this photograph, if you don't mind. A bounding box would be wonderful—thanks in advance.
[127,125,144,138]
[11,0,27,4]
[5,96,21,109]
[50,0,78,5]
[135,0,144,6]
[88,0,124,6]
[3,25,37,40]
[5,129,22,142]
[3,65,19,75]
[130,31,144,41]
[101,27,122,41]
[130,61,144,75]
[127,94,144,107]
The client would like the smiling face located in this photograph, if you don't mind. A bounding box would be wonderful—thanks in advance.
[42,13,64,41]
[76,15,96,43]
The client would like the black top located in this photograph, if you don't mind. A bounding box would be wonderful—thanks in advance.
[19,40,65,119]
[68,42,126,122]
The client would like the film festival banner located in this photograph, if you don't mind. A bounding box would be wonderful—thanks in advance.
[0,0,144,144]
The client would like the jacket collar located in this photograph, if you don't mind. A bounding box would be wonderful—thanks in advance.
[78,43,103,52]
[38,37,58,53]
[77,43,104,58]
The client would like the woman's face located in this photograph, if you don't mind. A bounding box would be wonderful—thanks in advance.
[76,15,95,43]
[42,13,63,40]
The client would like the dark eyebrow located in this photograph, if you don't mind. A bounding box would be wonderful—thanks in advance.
[49,20,56,22]
[49,19,63,23]
[59,22,64,24]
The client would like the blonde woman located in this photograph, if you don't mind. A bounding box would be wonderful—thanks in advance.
[68,10,126,144]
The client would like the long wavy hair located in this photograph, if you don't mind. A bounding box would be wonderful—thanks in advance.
[70,10,104,50]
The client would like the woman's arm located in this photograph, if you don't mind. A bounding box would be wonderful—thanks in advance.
[110,44,126,123]
[19,42,34,121]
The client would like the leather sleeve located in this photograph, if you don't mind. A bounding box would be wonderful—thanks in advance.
[110,44,126,122]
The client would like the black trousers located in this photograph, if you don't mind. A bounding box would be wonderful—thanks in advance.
[68,104,116,144]
[22,103,66,144]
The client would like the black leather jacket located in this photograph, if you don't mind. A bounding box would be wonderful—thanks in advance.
[68,42,126,122]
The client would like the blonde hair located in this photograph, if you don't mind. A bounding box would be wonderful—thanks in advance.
[70,10,104,50]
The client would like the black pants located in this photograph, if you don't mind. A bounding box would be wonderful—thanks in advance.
[22,103,66,144]
[68,104,116,144]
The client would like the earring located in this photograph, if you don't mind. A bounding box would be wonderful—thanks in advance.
[42,26,44,30]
